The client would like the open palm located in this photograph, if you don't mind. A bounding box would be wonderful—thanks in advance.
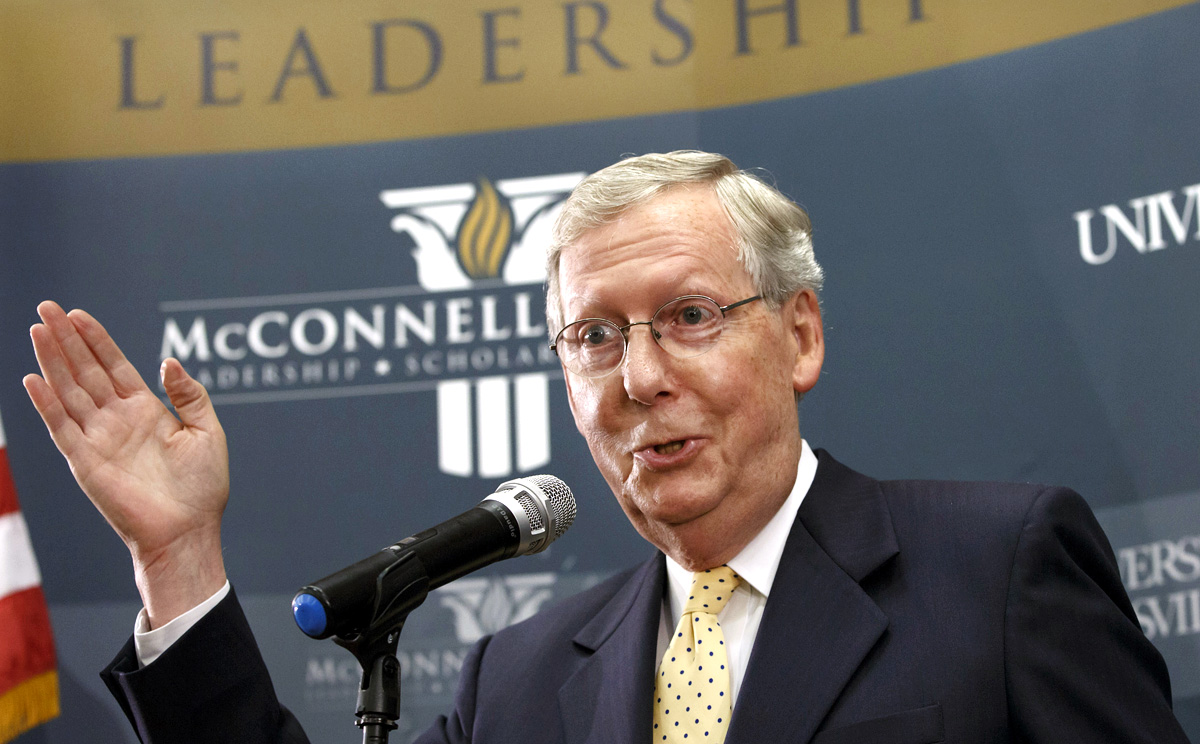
[25,301,229,624]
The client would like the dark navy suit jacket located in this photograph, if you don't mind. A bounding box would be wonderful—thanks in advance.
[101,451,1191,743]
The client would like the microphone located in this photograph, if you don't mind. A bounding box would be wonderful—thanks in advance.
[292,475,575,640]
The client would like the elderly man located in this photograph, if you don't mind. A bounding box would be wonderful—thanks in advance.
[25,151,1188,743]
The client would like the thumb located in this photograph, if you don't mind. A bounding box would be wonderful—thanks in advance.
[160,358,219,431]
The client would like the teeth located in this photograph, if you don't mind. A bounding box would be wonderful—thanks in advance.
[654,441,685,455]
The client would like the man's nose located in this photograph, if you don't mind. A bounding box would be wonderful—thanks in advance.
[621,323,674,404]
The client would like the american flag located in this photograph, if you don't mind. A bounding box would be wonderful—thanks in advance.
[0,405,58,742]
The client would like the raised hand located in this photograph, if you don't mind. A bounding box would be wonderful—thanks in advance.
[24,301,229,627]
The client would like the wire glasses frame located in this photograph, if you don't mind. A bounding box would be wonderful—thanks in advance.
[550,294,762,378]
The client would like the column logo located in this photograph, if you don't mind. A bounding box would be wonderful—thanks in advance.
[381,173,584,477]
[158,172,584,478]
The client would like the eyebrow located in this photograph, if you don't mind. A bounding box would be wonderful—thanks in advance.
[565,288,729,324]
[563,293,618,323]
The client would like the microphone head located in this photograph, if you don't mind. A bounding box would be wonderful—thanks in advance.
[486,475,576,555]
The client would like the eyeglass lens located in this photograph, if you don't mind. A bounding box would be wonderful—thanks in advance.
[556,296,728,377]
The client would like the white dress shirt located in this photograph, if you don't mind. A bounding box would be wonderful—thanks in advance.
[657,439,818,705]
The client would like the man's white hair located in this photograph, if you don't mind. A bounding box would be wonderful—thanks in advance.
[545,150,823,334]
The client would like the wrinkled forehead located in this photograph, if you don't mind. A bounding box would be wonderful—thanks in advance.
[548,184,742,326]
[560,206,747,320]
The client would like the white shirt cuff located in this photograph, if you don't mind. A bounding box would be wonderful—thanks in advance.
[133,580,231,668]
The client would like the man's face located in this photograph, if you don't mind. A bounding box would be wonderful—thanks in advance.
[557,185,823,569]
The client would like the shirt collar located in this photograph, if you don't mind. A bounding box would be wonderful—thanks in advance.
[665,440,819,609]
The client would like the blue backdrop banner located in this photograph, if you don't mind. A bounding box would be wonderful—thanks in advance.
[2,2,1198,741]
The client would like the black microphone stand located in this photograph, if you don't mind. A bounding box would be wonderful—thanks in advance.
[335,622,406,744]
[297,477,574,742]
[331,553,433,744]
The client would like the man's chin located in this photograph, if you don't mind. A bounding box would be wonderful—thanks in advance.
[642,516,742,570]
[632,493,726,536]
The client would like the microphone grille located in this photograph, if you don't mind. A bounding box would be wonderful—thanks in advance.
[513,492,545,532]
[525,474,576,540]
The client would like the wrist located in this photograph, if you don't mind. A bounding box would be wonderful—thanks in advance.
[131,526,227,630]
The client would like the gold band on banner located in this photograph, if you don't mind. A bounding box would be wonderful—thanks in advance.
[0,0,1190,162]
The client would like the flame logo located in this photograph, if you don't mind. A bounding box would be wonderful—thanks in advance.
[456,177,514,279]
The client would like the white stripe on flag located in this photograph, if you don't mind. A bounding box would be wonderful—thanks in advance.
[0,511,42,598]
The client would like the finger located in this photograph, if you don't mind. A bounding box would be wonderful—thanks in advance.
[68,308,148,397]
[23,373,84,457]
[161,359,221,433]
[37,301,117,406]
[30,321,99,425]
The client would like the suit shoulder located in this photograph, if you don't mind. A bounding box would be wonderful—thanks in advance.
[812,449,1089,533]
[870,478,1104,576]
[877,477,1087,526]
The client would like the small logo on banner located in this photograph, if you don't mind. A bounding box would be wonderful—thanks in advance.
[157,171,583,479]
[1074,182,1200,265]
[434,572,558,644]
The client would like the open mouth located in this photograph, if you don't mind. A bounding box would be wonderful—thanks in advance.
[653,441,686,455]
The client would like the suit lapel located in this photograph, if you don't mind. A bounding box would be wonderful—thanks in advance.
[558,555,665,744]
[726,451,899,744]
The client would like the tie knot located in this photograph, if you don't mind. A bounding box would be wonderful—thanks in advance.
[683,566,741,615]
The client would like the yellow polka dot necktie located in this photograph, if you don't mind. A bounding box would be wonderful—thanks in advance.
[653,566,741,743]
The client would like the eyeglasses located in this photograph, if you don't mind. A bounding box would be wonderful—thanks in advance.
[550,294,762,378]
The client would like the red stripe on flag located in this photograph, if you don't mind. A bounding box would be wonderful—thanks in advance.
[0,449,18,517]
[0,586,56,698]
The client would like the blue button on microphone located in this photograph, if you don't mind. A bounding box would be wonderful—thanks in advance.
[292,593,327,637]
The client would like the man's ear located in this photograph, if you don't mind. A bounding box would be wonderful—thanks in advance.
[788,289,824,395]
